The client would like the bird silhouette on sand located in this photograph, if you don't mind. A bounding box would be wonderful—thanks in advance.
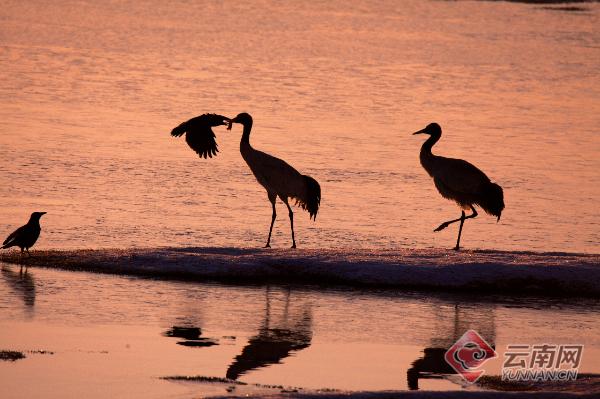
[171,112,320,248]
[228,113,320,248]
[2,212,47,256]
[414,123,504,250]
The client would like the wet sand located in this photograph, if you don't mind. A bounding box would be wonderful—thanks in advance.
[1,247,598,296]
[0,351,25,361]
[209,390,600,399]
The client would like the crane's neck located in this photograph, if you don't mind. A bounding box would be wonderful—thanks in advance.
[240,122,252,146]
[239,122,253,148]
[419,133,441,175]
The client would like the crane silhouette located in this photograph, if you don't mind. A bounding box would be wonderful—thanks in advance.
[228,113,320,248]
[171,112,320,248]
[413,123,504,250]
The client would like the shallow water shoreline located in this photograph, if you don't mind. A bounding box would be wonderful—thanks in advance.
[210,391,600,399]
[167,372,600,397]
[2,263,599,397]
[1,247,598,297]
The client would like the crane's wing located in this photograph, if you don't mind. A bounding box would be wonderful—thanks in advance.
[433,157,491,196]
[171,113,229,159]
[248,149,302,187]
[2,225,26,247]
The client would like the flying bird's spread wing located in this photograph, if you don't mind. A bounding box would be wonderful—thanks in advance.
[171,113,229,159]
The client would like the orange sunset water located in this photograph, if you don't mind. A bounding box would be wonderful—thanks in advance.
[1,1,599,398]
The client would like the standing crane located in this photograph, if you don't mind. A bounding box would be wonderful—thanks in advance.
[413,123,504,250]
[228,113,320,248]
[171,112,320,248]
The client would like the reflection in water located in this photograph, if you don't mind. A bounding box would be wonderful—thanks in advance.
[163,326,219,347]
[1,266,35,317]
[164,326,202,340]
[226,287,312,380]
[407,304,496,390]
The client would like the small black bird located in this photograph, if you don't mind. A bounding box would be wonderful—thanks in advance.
[2,212,46,255]
[170,113,230,158]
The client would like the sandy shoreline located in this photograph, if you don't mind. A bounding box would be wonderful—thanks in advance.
[166,372,600,397]
[1,247,598,297]
[210,392,600,399]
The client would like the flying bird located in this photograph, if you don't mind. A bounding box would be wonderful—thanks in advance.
[2,212,47,255]
[170,113,230,158]
[414,123,504,250]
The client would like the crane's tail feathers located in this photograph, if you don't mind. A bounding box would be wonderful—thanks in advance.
[293,175,321,221]
[479,182,504,220]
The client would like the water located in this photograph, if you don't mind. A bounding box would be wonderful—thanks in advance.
[0,0,598,253]
[1,265,599,398]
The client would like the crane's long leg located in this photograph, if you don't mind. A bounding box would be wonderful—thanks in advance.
[265,193,277,248]
[19,248,24,272]
[454,211,466,251]
[283,199,296,249]
[434,206,478,232]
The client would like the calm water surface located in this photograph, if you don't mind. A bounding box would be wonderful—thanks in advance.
[0,0,598,252]
[1,265,599,398]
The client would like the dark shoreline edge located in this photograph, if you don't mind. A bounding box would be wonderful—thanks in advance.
[165,373,600,397]
[208,392,600,399]
[1,247,598,297]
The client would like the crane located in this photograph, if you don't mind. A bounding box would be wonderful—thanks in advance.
[171,112,320,248]
[413,123,504,250]
[230,113,320,248]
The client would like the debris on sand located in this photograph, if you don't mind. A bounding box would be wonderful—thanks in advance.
[0,350,25,361]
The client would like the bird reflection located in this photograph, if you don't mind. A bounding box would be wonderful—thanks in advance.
[407,303,496,390]
[163,325,219,347]
[226,287,312,380]
[1,266,35,316]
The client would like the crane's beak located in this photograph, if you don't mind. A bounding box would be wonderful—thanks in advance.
[39,212,47,215]
[413,128,427,135]
[227,115,241,131]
